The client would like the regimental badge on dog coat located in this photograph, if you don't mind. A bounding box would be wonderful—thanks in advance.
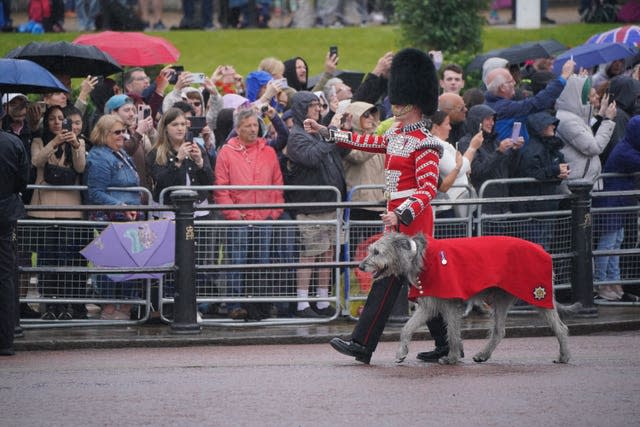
[408,236,554,309]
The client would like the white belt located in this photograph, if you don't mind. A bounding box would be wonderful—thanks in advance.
[389,188,416,200]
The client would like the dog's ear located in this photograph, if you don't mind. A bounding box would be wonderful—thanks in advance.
[395,236,419,258]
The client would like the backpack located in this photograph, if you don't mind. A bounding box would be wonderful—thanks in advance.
[95,0,145,31]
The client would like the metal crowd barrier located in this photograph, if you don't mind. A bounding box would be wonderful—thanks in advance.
[590,172,640,307]
[18,185,155,328]
[16,176,639,329]
[158,185,344,326]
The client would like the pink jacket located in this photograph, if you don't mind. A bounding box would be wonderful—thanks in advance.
[214,137,284,220]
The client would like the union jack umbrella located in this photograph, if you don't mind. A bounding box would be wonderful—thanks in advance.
[586,25,640,48]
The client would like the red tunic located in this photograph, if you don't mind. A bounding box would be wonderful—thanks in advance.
[332,120,442,237]
[408,236,554,309]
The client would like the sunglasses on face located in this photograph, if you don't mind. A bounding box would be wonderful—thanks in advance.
[362,111,376,119]
[191,101,202,107]
[111,129,126,135]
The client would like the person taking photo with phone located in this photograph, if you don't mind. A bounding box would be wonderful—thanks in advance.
[30,105,86,321]
[484,59,576,144]
[146,107,213,208]
[104,95,156,197]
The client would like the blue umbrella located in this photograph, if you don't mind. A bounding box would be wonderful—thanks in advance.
[553,43,637,75]
[0,58,69,94]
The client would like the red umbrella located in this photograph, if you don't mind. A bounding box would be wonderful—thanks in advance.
[73,31,180,66]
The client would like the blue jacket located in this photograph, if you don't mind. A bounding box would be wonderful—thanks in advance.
[594,116,640,233]
[85,145,141,206]
[485,76,566,144]
[600,116,640,208]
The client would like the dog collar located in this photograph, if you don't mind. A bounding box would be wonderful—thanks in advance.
[409,238,417,256]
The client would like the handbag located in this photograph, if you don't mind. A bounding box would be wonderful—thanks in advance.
[44,163,77,186]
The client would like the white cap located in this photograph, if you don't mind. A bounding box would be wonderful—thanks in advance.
[1,93,28,104]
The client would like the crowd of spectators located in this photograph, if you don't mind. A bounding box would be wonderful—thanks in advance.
[2,37,640,324]
[0,0,395,33]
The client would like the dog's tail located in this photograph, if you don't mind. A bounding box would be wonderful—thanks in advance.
[555,302,583,315]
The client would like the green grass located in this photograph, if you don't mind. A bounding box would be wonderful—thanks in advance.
[0,22,624,79]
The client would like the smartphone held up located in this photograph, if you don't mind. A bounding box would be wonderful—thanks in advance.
[511,121,521,144]
[138,104,151,121]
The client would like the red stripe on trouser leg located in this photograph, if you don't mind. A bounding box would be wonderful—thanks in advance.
[362,276,397,346]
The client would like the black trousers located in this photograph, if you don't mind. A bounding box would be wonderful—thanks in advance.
[351,276,402,352]
[351,276,448,352]
[0,222,17,350]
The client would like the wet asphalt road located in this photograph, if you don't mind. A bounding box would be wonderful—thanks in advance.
[2,330,639,427]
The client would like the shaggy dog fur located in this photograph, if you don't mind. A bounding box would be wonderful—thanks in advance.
[358,232,578,365]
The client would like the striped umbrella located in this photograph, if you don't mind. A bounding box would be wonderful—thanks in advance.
[586,25,640,47]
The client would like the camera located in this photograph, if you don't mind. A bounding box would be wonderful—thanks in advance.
[168,65,184,85]
[62,118,73,132]
[329,45,338,57]
[188,116,206,137]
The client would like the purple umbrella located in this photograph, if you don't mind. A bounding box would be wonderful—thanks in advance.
[81,219,175,281]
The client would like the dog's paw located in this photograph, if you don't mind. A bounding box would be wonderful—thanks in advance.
[438,356,458,365]
[473,352,490,363]
[395,348,408,363]
[553,354,570,364]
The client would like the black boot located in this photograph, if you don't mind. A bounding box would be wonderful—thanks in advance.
[416,315,463,362]
[329,337,372,364]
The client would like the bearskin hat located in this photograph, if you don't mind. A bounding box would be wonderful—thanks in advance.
[388,48,438,116]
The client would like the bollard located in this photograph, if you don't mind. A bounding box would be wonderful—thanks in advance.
[568,180,598,318]
[515,0,541,29]
[170,190,201,334]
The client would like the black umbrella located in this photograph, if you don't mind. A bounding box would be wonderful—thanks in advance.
[5,41,122,78]
[307,69,366,92]
[467,39,568,72]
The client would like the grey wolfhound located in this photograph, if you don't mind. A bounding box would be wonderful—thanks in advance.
[359,232,578,365]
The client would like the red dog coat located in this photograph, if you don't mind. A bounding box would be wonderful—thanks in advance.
[408,236,554,309]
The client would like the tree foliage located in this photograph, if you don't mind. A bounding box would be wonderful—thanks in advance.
[393,0,489,54]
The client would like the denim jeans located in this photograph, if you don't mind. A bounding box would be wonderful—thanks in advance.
[272,212,297,315]
[225,224,272,308]
[182,0,214,28]
[76,0,99,30]
[594,227,625,282]
[38,225,86,298]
